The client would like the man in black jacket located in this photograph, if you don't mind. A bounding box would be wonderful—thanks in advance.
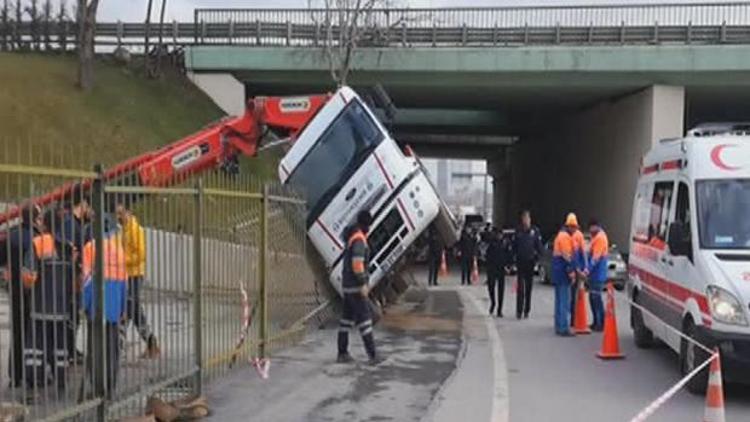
[486,228,512,317]
[512,210,544,319]
[458,228,477,286]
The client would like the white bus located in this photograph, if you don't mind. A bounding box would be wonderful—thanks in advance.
[279,87,455,295]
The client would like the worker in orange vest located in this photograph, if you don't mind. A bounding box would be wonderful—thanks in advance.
[586,219,609,332]
[567,213,587,326]
[81,217,128,398]
[21,210,75,396]
[552,216,577,336]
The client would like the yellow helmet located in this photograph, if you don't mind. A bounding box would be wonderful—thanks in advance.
[565,213,579,228]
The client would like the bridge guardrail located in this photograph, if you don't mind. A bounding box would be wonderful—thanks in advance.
[3,2,750,51]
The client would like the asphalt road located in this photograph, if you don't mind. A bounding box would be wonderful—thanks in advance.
[470,277,750,421]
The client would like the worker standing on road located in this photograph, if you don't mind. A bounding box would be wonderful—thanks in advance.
[458,227,476,286]
[512,210,544,319]
[116,204,160,359]
[552,217,577,336]
[81,217,128,398]
[486,227,512,317]
[337,211,382,365]
[21,210,75,397]
[426,226,442,287]
[567,213,586,326]
[586,219,609,332]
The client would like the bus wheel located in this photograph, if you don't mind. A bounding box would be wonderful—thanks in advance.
[680,318,709,394]
[631,292,653,348]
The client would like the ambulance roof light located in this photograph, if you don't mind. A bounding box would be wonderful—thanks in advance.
[687,122,750,137]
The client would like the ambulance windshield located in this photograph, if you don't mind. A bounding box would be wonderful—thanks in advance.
[697,179,750,249]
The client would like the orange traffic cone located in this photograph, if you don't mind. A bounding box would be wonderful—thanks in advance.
[470,257,479,285]
[596,283,625,359]
[704,350,725,422]
[573,283,591,335]
[439,251,448,277]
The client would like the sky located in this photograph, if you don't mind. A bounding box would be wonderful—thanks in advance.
[97,0,735,22]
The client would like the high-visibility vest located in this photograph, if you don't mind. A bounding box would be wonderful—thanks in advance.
[82,234,128,281]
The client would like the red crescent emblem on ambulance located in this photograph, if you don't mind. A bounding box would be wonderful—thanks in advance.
[710,144,741,171]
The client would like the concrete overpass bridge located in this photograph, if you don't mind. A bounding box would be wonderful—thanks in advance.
[184,3,750,248]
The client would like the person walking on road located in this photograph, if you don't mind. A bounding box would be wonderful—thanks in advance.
[426,226,442,287]
[552,217,577,336]
[486,227,512,317]
[513,210,544,319]
[337,211,382,365]
[458,228,477,286]
[586,219,609,332]
[567,213,587,326]
[116,204,160,359]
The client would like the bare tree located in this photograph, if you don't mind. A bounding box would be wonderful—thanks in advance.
[143,0,153,73]
[26,0,40,50]
[13,0,21,50]
[42,0,52,50]
[57,0,69,52]
[1,0,9,51]
[77,0,100,91]
[313,0,402,86]
[148,0,167,78]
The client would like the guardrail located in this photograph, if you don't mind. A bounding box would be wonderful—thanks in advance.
[3,2,750,50]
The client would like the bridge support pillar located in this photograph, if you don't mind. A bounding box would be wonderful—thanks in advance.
[509,85,684,248]
[187,72,246,116]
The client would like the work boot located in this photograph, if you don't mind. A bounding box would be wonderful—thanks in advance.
[488,304,495,315]
[142,335,161,360]
[337,353,354,364]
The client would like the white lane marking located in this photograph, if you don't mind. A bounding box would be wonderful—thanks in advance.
[463,288,510,422]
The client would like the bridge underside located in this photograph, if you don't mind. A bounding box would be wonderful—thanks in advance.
[186,45,750,249]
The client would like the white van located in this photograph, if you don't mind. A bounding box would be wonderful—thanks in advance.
[628,123,750,393]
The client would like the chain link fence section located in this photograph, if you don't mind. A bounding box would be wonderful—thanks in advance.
[0,161,333,420]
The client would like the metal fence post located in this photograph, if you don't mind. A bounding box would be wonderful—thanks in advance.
[259,184,269,358]
[193,178,204,394]
[91,164,107,420]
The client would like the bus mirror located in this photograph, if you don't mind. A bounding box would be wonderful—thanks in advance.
[667,222,691,256]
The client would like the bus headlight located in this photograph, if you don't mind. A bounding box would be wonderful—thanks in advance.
[707,285,748,326]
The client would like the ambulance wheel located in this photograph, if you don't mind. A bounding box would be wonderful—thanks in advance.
[631,293,653,348]
[680,319,708,395]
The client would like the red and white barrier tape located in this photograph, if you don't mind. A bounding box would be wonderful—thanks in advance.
[229,285,253,368]
[629,353,717,422]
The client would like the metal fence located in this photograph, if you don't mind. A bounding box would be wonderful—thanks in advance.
[0,159,330,420]
[5,2,750,52]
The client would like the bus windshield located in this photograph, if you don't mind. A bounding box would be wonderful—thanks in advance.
[287,100,384,219]
[697,178,750,249]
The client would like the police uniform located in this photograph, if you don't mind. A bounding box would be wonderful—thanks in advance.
[513,225,543,318]
[337,228,377,360]
[21,233,74,389]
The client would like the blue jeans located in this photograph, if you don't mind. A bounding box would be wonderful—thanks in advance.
[589,283,605,329]
[554,282,571,334]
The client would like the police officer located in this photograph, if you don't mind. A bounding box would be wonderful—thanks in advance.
[337,211,382,365]
[512,210,544,319]
[486,228,512,317]
[21,210,74,395]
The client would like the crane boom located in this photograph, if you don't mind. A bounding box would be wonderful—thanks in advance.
[0,93,330,225]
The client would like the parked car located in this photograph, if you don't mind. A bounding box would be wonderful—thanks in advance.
[538,238,627,290]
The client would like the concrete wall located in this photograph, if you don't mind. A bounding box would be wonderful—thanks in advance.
[187,72,246,116]
[508,85,685,249]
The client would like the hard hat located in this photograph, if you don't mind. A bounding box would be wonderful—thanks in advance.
[565,213,579,228]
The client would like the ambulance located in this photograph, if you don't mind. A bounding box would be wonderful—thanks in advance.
[627,123,750,393]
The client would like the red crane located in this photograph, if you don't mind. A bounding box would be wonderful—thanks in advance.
[0,93,330,225]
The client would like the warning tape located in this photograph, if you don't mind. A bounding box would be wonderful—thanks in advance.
[629,353,717,422]
[621,291,715,420]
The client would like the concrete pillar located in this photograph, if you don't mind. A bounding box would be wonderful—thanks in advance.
[186,72,246,116]
[511,85,685,249]
[488,151,511,227]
